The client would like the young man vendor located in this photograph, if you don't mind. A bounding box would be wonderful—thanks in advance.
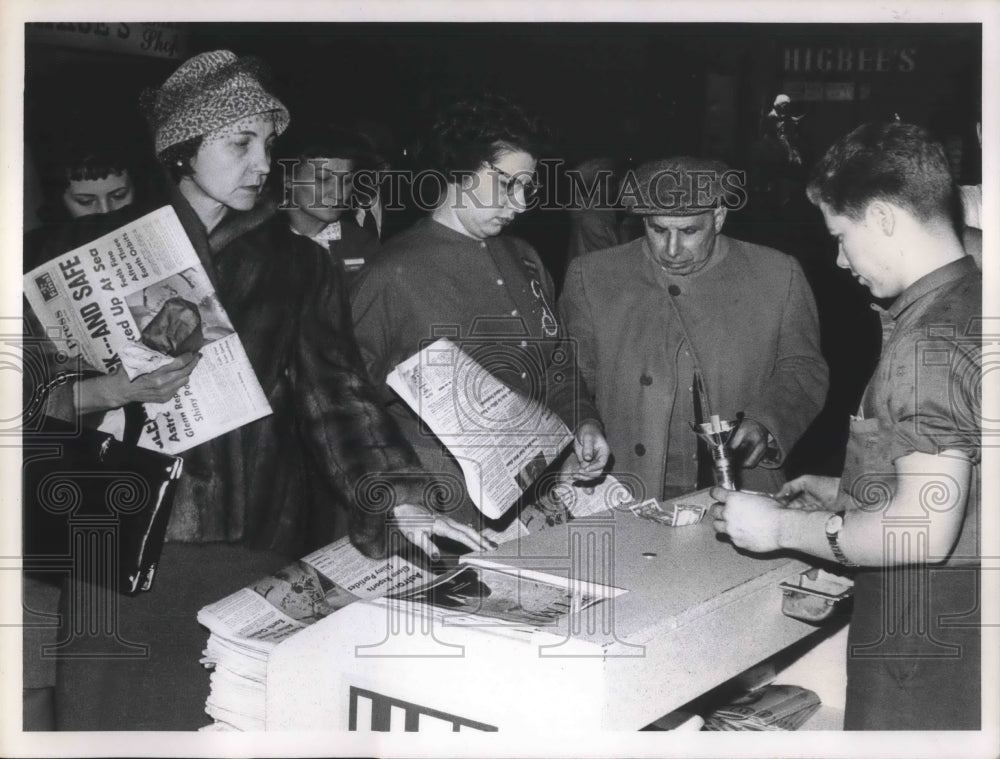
[711,121,982,730]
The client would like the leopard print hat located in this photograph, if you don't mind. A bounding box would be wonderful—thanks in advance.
[144,50,290,156]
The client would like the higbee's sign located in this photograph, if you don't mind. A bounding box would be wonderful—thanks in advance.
[783,46,917,74]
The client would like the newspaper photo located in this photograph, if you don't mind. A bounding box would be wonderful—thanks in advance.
[23,205,272,454]
[386,558,625,628]
[386,337,574,520]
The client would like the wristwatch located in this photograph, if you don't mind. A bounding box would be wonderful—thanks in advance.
[825,511,857,567]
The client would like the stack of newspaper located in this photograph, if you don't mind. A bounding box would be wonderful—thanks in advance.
[197,467,633,731]
[197,539,434,730]
[702,684,822,731]
[198,471,631,731]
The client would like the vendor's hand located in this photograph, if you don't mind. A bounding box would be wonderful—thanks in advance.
[78,353,201,413]
[392,503,497,561]
[726,418,772,469]
[709,486,784,553]
[776,475,841,512]
[572,419,610,478]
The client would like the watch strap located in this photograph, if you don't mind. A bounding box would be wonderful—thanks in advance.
[826,511,858,567]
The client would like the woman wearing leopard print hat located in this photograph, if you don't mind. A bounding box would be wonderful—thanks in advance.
[34,50,486,731]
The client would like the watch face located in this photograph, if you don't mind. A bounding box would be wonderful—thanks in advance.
[825,513,844,536]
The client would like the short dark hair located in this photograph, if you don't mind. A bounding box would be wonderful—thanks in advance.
[41,148,131,203]
[806,121,955,223]
[159,135,204,183]
[278,122,375,166]
[38,131,143,223]
[420,93,549,179]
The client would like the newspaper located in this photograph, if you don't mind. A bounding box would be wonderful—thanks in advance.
[23,206,272,454]
[386,337,574,520]
[702,684,822,731]
[197,536,430,653]
[195,477,633,654]
[387,557,625,628]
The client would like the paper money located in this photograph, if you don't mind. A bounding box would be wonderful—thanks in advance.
[670,503,707,526]
[628,498,706,527]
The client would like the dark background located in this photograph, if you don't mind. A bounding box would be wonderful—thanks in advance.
[23,22,982,475]
[24,22,982,265]
[25,23,981,166]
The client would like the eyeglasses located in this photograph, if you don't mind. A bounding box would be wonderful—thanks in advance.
[486,161,541,204]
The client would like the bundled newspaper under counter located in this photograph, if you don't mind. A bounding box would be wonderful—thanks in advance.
[386,337,574,520]
[23,206,271,454]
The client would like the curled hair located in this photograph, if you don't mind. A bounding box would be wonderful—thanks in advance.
[158,135,205,183]
[806,121,955,223]
[419,93,550,179]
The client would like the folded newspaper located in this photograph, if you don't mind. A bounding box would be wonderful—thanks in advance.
[23,206,271,454]
[386,337,574,520]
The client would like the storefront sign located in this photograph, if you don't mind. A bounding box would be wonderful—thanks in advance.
[782,80,856,102]
[783,46,916,74]
[26,23,188,60]
[824,82,855,101]
[782,81,824,102]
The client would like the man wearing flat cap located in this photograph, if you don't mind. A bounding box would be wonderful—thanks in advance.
[558,156,828,499]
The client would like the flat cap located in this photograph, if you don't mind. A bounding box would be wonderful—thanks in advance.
[623,156,730,216]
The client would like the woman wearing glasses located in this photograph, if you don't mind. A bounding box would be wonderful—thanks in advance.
[351,94,610,538]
